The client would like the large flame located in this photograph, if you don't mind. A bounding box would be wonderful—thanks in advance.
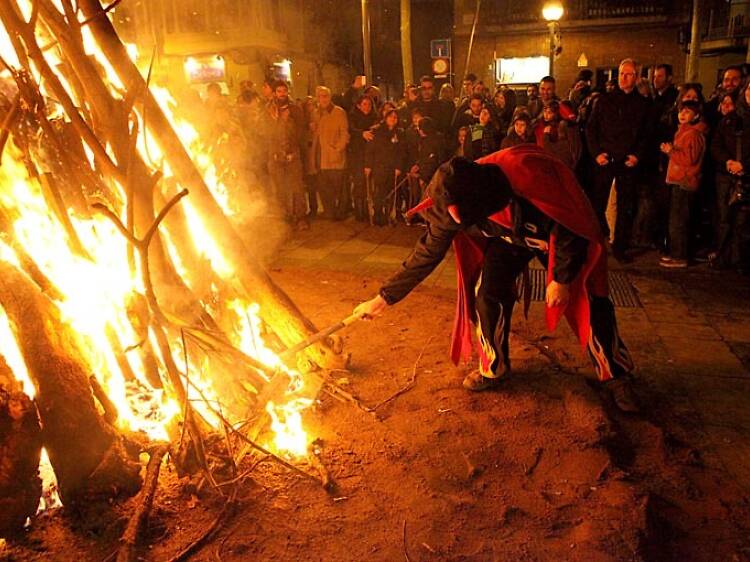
[0,2,313,514]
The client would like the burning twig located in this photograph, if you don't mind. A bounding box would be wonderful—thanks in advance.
[90,374,118,425]
[116,443,169,562]
[0,93,21,165]
[372,336,434,411]
[92,187,184,323]
[0,2,126,184]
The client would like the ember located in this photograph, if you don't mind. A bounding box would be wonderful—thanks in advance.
[0,0,344,551]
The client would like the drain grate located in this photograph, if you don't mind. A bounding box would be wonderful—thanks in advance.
[528,268,641,308]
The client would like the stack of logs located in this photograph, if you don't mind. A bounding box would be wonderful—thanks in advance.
[0,0,347,556]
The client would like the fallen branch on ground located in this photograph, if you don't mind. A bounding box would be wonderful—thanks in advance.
[116,444,169,562]
[372,336,434,411]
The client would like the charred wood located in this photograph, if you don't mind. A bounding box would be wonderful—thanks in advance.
[0,261,141,506]
[0,354,42,537]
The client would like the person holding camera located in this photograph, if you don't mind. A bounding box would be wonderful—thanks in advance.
[658,100,708,268]
[585,59,650,263]
[710,86,750,274]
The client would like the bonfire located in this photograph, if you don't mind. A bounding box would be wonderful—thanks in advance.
[0,1,349,559]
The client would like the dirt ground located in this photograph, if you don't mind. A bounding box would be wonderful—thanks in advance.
[3,261,750,562]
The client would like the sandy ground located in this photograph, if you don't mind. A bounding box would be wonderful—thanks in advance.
[4,222,750,562]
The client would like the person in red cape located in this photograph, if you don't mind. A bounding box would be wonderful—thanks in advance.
[354,144,638,412]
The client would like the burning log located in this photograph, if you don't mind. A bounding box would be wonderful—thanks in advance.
[0,261,141,506]
[0,354,42,536]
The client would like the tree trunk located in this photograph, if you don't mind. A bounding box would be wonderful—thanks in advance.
[0,354,42,536]
[77,0,346,371]
[0,262,141,507]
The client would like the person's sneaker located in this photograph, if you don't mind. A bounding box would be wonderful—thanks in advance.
[606,377,640,413]
[659,257,688,269]
[462,370,502,392]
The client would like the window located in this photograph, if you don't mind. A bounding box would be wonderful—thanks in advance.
[496,56,550,84]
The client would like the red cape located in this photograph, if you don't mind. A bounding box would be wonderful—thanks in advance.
[449,145,608,368]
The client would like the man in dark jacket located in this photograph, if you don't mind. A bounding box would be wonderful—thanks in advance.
[414,75,450,134]
[585,58,650,262]
[354,147,637,412]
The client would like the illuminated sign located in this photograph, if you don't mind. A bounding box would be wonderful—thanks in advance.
[184,55,226,83]
[496,56,550,84]
[432,58,449,76]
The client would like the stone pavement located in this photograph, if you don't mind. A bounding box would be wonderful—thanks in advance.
[271,219,750,491]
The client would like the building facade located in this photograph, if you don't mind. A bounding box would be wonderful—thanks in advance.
[452,0,694,93]
[112,0,350,98]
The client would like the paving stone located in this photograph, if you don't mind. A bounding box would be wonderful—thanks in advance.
[651,322,722,341]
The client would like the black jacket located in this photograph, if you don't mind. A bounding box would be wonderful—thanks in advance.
[379,179,588,304]
[585,88,650,163]
[415,132,446,183]
[501,130,533,149]
[711,111,750,175]
[365,125,407,176]
[414,98,451,134]
[348,107,378,166]
[653,85,679,144]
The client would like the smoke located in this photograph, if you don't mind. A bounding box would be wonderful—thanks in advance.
[168,85,291,265]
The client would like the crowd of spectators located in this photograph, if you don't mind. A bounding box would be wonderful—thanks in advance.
[201,61,750,275]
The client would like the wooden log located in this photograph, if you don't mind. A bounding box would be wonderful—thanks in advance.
[116,444,168,562]
[0,353,42,536]
[0,261,141,506]
[77,0,346,371]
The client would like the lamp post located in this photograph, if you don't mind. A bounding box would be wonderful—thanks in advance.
[542,1,563,78]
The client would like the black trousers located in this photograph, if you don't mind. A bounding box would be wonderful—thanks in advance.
[475,238,634,381]
[715,174,750,269]
[587,163,638,255]
[318,169,347,220]
[668,185,695,260]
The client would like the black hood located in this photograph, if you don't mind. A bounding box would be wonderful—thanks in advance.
[439,157,513,226]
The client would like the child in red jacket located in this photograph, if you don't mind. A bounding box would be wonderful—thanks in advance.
[659,100,708,268]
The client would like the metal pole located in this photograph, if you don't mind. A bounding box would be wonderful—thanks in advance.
[686,0,701,82]
[400,0,414,87]
[462,0,482,85]
[548,22,555,78]
[361,0,373,81]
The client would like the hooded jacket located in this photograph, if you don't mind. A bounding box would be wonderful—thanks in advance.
[666,120,708,190]
[379,146,607,366]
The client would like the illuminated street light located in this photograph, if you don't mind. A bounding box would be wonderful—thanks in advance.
[542,2,564,78]
[542,1,564,22]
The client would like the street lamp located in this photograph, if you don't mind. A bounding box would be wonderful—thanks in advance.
[543,1,563,78]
